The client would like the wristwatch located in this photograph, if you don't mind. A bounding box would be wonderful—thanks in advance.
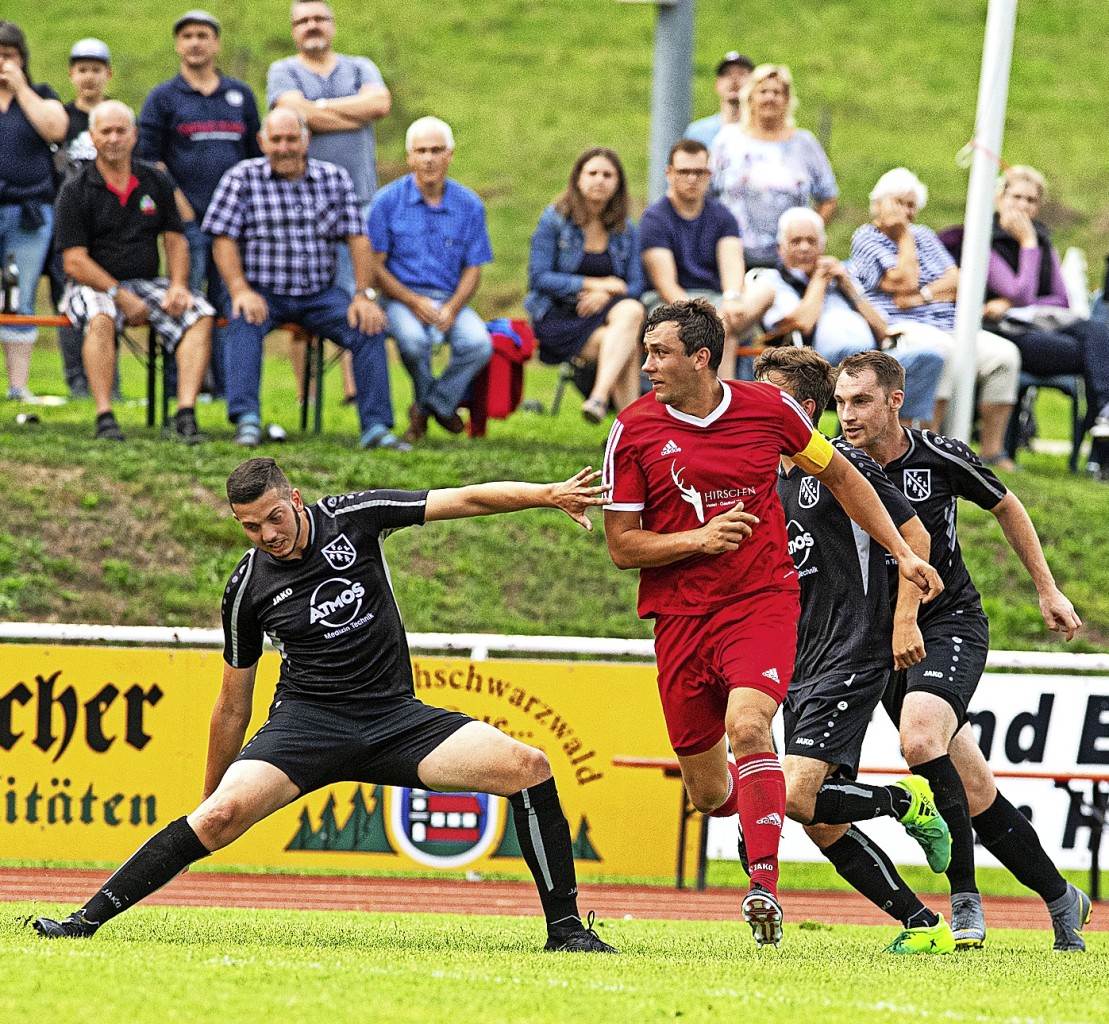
[106,284,119,299]
[360,287,378,302]
[722,289,742,302]
[315,97,328,109]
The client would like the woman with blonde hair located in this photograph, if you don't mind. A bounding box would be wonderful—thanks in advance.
[710,64,837,268]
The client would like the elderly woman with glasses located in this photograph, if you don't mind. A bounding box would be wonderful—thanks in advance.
[849,167,1021,469]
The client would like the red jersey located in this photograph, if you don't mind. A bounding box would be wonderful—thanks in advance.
[603,380,823,618]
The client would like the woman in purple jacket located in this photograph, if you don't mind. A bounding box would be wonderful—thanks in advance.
[983,166,1109,450]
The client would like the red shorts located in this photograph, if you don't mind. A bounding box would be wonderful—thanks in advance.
[653,588,799,757]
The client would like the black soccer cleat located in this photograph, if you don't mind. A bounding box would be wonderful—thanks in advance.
[32,911,99,939]
[544,911,619,953]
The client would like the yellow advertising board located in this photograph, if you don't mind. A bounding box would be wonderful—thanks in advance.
[1,645,682,878]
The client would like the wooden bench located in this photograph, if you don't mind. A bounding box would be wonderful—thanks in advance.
[613,755,1109,899]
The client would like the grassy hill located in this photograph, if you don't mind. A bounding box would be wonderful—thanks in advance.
[2,1,1108,651]
[12,0,1109,310]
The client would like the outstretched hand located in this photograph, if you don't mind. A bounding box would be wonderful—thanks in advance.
[550,467,611,530]
[899,553,944,603]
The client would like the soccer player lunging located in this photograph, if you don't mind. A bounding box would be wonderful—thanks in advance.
[35,457,617,953]
[602,300,942,948]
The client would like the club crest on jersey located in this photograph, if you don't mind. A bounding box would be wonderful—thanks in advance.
[660,439,682,456]
[798,477,820,508]
[321,533,357,569]
[903,469,932,502]
[386,788,503,867]
[670,461,705,523]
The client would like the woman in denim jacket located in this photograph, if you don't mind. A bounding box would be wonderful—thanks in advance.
[525,147,646,422]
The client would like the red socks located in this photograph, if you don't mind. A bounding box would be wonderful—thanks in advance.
[708,760,741,818]
[735,752,786,893]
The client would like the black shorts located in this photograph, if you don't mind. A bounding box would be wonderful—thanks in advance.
[235,696,474,794]
[782,664,889,777]
[883,608,990,730]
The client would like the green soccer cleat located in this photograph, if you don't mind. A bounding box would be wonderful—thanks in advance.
[894,774,952,873]
[883,913,956,955]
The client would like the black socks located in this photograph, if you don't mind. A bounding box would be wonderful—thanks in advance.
[508,777,581,936]
[81,816,210,925]
[972,791,1067,903]
[811,779,913,825]
[821,827,938,928]
[912,754,978,894]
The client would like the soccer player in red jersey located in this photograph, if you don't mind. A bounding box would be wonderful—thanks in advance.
[602,299,943,948]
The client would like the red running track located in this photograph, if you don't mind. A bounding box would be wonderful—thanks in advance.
[0,867,1101,932]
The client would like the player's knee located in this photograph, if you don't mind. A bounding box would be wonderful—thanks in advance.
[726,716,770,756]
[900,733,946,766]
[785,789,816,825]
[686,780,729,815]
[514,744,552,790]
[192,797,248,850]
[803,822,848,850]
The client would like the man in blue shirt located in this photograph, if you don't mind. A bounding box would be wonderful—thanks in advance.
[368,117,493,442]
[684,51,753,150]
[204,108,405,451]
[640,139,771,379]
[138,9,261,397]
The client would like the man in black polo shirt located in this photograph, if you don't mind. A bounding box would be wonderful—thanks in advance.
[836,350,1091,951]
[754,346,954,955]
[34,457,618,955]
[55,99,213,442]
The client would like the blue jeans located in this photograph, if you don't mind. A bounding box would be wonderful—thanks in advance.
[332,201,374,299]
[183,219,228,395]
[223,286,394,434]
[0,202,53,344]
[385,290,492,418]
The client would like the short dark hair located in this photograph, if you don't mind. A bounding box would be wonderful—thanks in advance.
[226,458,292,506]
[754,347,836,415]
[0,21,32,82]
[668,138,709,164]
[837,350,905,395]
[644,298,725,371]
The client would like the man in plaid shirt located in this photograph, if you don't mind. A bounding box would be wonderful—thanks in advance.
[204,107,404,450]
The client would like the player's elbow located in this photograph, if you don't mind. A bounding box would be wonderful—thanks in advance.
[607,544,637,570]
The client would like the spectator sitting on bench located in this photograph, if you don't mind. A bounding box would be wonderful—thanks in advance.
[204,107,404,450]
[368,116,493,444]
[941,165,1109,472]
[525,146,646,424]
[761,207,948,427]
[640,138,772,380]
[55,100,213,443]
[849,167,1021,469]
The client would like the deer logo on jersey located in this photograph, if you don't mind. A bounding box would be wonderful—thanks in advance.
[670,461,705,523]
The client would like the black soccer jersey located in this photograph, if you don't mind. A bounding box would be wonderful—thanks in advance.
[221,488,428,704]
[778,436,916,682]
[881,429,1008,623]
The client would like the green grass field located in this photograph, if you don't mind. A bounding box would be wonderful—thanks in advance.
[1,904,1104,1024]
